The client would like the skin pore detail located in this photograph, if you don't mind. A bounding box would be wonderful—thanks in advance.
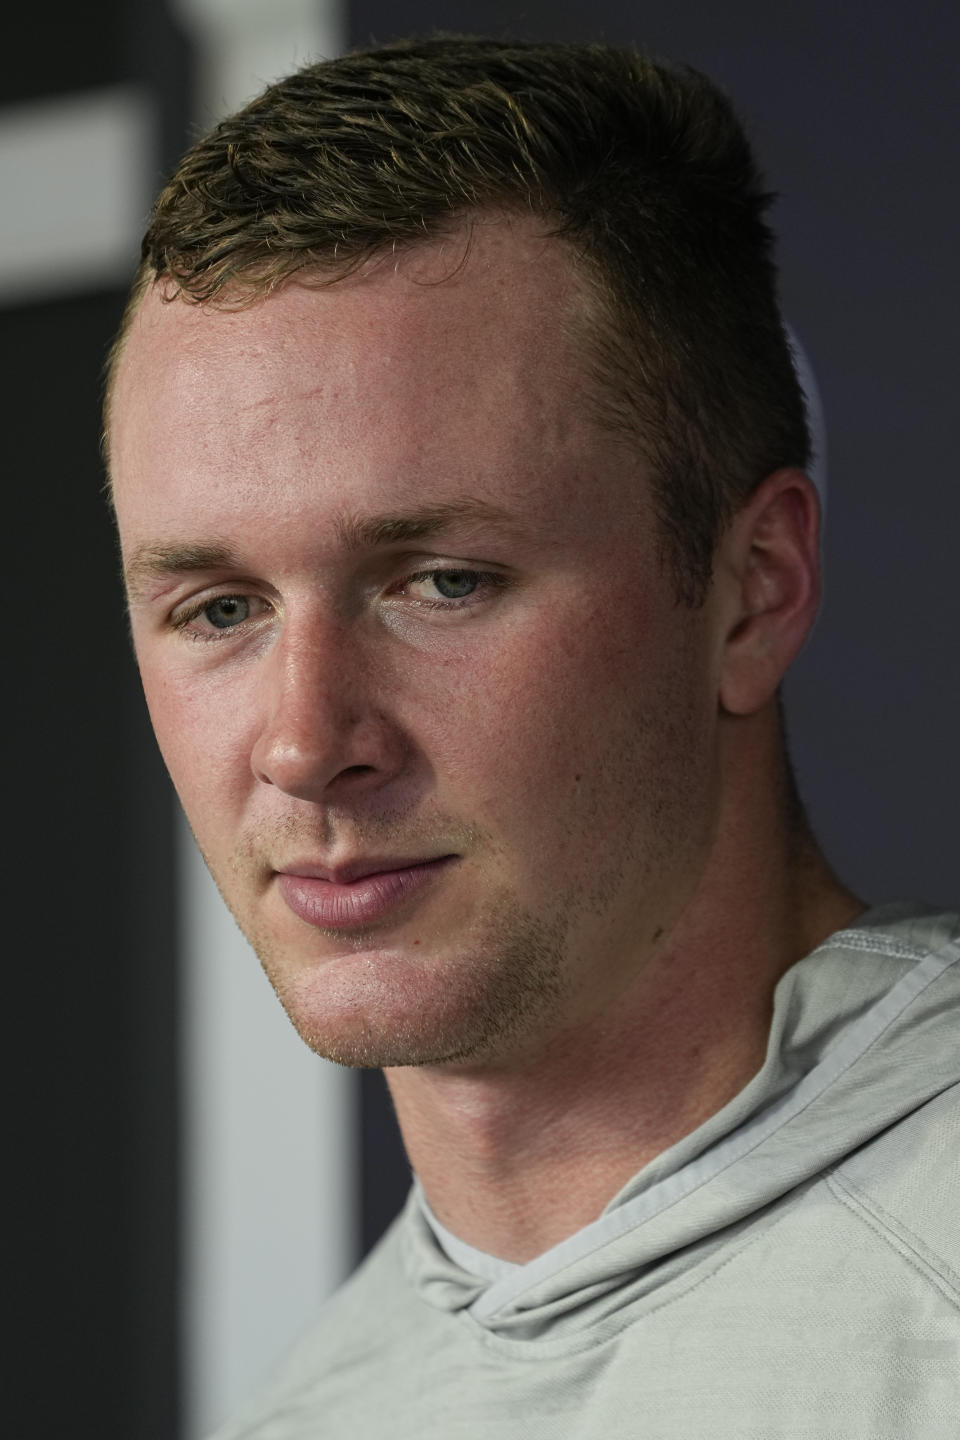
[110,215,863,1261]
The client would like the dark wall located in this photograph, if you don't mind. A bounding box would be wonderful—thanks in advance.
[7,291,179,1437]
[5,4,188,1437]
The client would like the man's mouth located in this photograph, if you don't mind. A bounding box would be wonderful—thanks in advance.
[275,856,459,930]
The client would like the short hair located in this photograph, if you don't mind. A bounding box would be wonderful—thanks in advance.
[105,35,810,605]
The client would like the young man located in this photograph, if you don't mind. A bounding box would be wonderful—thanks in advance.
[105,38,959,1439]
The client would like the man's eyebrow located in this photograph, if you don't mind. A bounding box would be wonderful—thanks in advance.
[333,498,520,551]
[124,543,239,599]
[123,500,520,598]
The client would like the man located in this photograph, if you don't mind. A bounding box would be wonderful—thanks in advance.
[105,37,959,1439]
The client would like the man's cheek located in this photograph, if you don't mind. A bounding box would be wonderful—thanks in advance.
[147,694,252,825]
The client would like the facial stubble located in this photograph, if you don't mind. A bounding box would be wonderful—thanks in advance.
[212,857,573,1069]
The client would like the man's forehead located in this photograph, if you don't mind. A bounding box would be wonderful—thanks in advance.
[109,215,604,503]
[111,222,590,486]
[107,210,657,589]
[121,212,584,366]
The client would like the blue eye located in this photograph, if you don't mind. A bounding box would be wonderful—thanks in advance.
[204,596,250,628]
[429,570,480,600]
[402,567,509,610]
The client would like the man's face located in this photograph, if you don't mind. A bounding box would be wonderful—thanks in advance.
[110,218,723,1071]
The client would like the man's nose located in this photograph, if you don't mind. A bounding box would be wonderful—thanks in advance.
[250,617,404,802]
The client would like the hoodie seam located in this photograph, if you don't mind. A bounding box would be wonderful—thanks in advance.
[825,1171,960,1312]
[826,934,928,961]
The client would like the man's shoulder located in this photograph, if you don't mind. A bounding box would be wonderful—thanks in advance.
[208,1212,428,1439]
[824,905,960,1286]
[829,1079,960,1295]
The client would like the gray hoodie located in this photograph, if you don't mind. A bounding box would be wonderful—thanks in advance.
[214,903,960,1438]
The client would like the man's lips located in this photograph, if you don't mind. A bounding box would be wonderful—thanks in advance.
[275,856,458,930]
[278,855,453,885]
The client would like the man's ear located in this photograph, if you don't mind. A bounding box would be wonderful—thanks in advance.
[716,468,821,716]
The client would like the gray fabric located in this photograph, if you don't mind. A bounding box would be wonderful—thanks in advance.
[212,903,960,1438]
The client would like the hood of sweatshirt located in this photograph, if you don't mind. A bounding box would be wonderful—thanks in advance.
[398,902,960,1343]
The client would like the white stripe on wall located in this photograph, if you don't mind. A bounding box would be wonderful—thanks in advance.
[171,5,353,1439]
[178,818,358,1439]
[173,0,344,117]
[0,87,153,304]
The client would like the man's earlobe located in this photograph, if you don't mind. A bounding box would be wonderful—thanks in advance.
[717,469,821,717]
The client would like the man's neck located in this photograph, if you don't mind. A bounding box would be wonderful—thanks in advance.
[385,728,864,1264]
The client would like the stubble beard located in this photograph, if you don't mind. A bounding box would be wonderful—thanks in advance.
[204,844,575,1070]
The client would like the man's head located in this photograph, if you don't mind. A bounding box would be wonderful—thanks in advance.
[106,36,809,607]
[107,39,821,1073]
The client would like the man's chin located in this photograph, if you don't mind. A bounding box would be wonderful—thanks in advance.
[248,900,572,1071]
[281,1011,506,1070]
[263,956,553,1070]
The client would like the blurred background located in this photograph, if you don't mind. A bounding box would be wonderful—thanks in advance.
[5,2,957,1436]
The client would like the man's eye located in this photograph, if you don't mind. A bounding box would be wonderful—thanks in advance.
[403,568,507,608]
[172,594,265,636]
[203,596,251,629]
